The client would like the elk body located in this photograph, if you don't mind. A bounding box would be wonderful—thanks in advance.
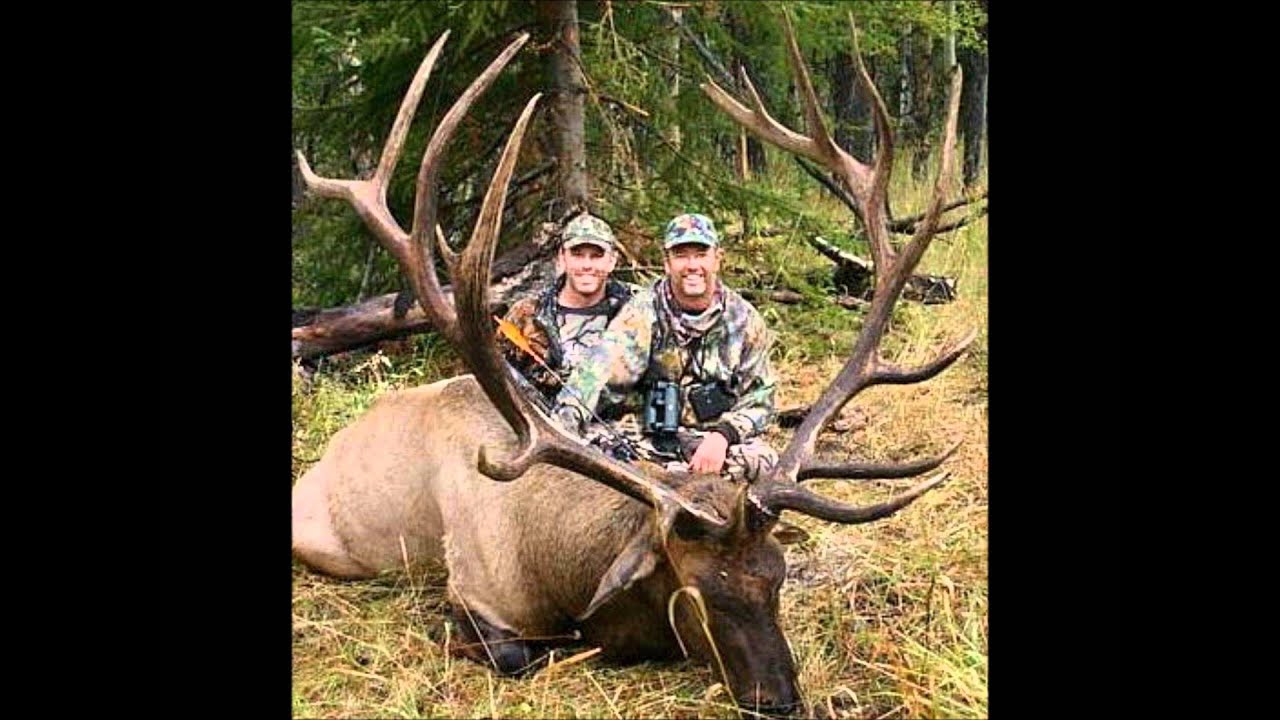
[293,16,973,716]
[293,376,798,686]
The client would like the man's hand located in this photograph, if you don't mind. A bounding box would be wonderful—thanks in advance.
[688,431,729,475]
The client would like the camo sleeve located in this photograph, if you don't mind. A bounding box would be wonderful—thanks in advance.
[497,297,554,388]
[556,290,656,423]
[720,307,777,442]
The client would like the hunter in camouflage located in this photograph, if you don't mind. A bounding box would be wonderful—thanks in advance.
[497,213,637,414]
[555,213,779,482]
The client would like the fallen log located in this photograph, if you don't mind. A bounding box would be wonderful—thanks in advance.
[738,288,806,305]
[292,224,561,361]
[738,288,877,317]
[807,236,958,304]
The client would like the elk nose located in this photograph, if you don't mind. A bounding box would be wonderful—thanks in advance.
[738,687,800,717]
[738,699,798,717]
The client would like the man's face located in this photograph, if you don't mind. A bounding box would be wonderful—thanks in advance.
[560,243,616,298]
[664,243,722,306]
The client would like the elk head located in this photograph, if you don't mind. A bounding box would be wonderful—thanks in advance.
[294,13,972,715]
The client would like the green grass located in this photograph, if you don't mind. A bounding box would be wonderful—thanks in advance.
[292,151,988,718]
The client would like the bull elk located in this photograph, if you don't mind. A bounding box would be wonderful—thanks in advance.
[292,15,974,716]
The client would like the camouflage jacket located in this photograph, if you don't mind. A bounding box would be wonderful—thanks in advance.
[555,277,777,444]
[497,275,636,407]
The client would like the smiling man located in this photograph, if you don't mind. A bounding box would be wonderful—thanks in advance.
[553,213,778,482]
[498,213,636,410]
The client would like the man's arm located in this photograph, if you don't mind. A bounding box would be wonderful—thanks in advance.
[714,309,777,445]
[688,308,775,474]
[554,290,655,429]
[496,297,545,369]
[496,296,563,400]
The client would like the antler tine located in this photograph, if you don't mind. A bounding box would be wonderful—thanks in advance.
[372,31,451,197]
[797,439,961,482]
[751,472,950,526]
[872,327,977,386]
[294,31,450,270]
[448,101,726,528]
[701,11,897,275]
[405,32,531,346]
[701,10,853,177]
[702,69,818,166]
[452,92,543,443]
[859,66,977,387]
[895,64,963,286]
[434,224,458,273]
[720,19,973,500]
[779,11,843,167]
[846,11,898,274]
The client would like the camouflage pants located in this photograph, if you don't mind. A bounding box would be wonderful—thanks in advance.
[583,415,777,483]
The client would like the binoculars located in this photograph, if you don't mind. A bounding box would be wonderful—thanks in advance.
[644,380,681,436]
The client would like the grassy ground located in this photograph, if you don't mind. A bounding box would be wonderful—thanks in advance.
[291,158,988,718]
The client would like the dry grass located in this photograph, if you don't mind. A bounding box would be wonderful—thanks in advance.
[292,160,988,718]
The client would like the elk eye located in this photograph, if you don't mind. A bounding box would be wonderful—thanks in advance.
[718,571,729,580]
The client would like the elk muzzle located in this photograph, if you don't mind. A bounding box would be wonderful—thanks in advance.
[672,596,801,715]
[722,616,801,715]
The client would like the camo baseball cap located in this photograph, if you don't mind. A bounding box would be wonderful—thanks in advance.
[663,213,720,249]
[561,213,616,251]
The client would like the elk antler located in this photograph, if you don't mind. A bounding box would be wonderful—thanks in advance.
[702,11,977,521]
[295,32,725,528]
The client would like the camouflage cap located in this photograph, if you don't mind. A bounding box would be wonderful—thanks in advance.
[663,213,720,249]
[561,213,617,251]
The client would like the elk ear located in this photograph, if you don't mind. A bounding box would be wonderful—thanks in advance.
[576,529,661,621]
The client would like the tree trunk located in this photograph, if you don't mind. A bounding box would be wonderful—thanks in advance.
[944,0,957,69]
[959,47,987,187]
[830,50,874,162]
[292,152,305,210]
[537,0,588,216]
[898,33,912,120]
[959,0,989,188]
[909,30,938,179]
[744,123,767,176]
[726,6,767,175]
[668,7,683,150]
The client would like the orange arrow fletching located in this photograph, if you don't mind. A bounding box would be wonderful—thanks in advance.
[493,315,558,380]
[495,315,537,356]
